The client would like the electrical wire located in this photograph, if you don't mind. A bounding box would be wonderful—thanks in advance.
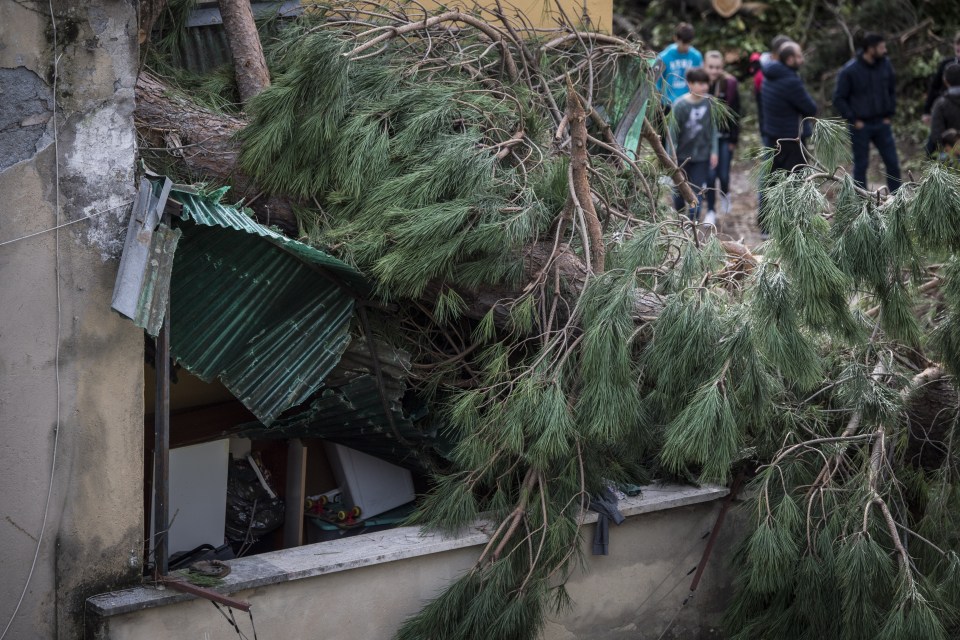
[0,3,63,637]
[0,200,132,247]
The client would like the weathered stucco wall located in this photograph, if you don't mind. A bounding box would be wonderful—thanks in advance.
[97,498,741,639]
[395,0,612,32]
[0,1,143,638]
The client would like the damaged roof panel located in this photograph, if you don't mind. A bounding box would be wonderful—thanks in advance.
[171,188,369,295]
[112,177,178,334]
[134,224,181,336]
[236,373,432,470]
[168,204,359,426]
[114,180,370,426]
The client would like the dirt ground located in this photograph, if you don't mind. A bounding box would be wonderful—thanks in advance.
[712,155,764,248]
[702,132,927,251]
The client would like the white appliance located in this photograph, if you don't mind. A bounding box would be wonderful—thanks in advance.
[158,439,230,556]
[323,443,415,519]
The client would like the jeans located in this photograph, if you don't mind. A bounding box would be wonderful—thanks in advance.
[757,134,774,212]
[706,142,733,212]
[673,160,710,221]
[851,121,901,192]
[758,140,806,233]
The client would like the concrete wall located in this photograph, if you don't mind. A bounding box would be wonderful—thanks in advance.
[312,0,613,33]
[412,0,613,32]
[98,499,740,640]
[0,1,144,638]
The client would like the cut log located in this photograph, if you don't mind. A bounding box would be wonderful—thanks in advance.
[135,72,297,233]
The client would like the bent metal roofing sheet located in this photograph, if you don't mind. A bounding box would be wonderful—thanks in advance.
[114,180,369,426]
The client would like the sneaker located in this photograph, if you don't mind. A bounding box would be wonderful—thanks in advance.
[703,210,717,227]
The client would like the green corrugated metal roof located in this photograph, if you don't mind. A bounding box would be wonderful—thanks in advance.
[235,373,434,470]
[162,185,368,426]
[171,188,369,295]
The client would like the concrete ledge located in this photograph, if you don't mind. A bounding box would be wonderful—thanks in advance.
[87,483,727,617]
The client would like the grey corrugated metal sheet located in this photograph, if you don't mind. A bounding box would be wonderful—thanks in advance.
[236,374,434,470]
[135,224,181,335]
[166,186,368,426]
[172,2,303,75]
[112,177,177,335]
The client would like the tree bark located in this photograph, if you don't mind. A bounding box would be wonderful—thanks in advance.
[135,72,296,232]
[218,0,271,104]
[566,83,605,273]
[138,0,169,44]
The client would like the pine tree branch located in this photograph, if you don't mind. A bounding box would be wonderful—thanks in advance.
[346,11,521,81]
[517,475,549,594]
[566,81,604,273]
[893,520,948,558]
[641,119,697,207]
[484,468,540,563]
[871,496,916,592]
[540,32,638,51]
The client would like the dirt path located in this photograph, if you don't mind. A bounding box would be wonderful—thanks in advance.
[713,156,764,248]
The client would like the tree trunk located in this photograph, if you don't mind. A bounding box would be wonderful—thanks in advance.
[135,72,296,232]
[134,73,754,324]
[218,0,271,104]
[138,0,168,44]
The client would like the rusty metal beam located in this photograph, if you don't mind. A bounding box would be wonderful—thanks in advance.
[161,577,251,612]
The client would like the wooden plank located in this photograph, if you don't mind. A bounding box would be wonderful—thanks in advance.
[283,439,307,548]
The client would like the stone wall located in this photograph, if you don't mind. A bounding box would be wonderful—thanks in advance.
[0,1,144,638]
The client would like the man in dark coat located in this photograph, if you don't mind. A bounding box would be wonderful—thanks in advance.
[833,33,901,192]
[930,63,960,154]
[758,42,817,235]
[761,42,818,173]
[923,32,960,125]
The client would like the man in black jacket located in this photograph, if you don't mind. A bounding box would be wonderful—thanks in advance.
[761,42,818,172]
[759,42,817,234]
[922,32,960,125]
[930,63,960,154]
[833,33,901,192]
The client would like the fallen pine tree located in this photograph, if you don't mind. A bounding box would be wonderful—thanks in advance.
[137,3,960,638]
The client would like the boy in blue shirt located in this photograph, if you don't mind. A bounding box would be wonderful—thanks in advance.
[657,23,703,108]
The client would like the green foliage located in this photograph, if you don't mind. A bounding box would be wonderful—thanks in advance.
[913,165,960,252]
[153,6,960,638]
[661,379,740,482]
[238,31,559,300]
[764,172,861,338]
[811,118,852,173]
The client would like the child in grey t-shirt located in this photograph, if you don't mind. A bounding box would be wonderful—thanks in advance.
[669,67,719,223]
